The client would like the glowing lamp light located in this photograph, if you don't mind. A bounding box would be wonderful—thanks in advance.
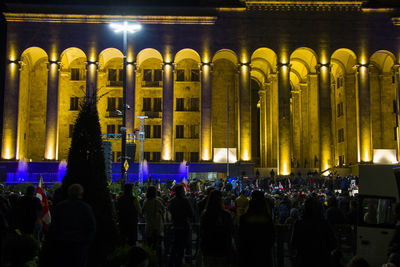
[373,149,398,164]
[364,149,370,162]
[243,149,249,161]
[281,162,290,176]
[163,147,171,161]
[110,21,142,33]
[3,147,12,160]
[202,148,210,161]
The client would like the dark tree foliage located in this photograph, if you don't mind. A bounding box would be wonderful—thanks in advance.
[62,94,118,267]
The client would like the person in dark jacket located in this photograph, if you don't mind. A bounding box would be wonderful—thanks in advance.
[44,184,96,267]
[116,183,141,246]
[168,184,193,267]
[238,190,274,267]
[200,189,234,267]
[291,197,337,267]
[16,185,42,236]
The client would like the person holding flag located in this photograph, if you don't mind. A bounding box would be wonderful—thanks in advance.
[181,177,190,193]
[36,176,51,231]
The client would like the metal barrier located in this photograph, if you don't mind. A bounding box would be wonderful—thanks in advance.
[134,222,355,267]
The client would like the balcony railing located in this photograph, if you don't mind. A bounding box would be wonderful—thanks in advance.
[141,81,162,87]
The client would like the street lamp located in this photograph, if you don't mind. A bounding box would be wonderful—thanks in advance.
[110,21,142,189]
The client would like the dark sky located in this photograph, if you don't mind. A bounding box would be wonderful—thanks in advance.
[3,0,243,8]
[3,0,400,8]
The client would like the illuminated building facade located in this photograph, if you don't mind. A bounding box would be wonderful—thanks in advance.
[2,0,400,175]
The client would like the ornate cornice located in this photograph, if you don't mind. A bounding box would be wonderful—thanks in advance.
[3,13,217,25]
[245,1,364,12]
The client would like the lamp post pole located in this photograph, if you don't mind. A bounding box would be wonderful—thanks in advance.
[121,28,127,190]
[110,21,142,190]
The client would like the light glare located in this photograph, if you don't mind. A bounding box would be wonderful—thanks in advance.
[110,21,142,33]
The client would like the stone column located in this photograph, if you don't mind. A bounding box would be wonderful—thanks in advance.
[44,61,60,160]
[259,88,267,167]
[270,73,279,167]
[239,63,251,161]
[394,65,400,161]
[277,63,291,175]
[86,61,98,98]
[357,64,372,162]
[317,63,333,172]
[200,62,212,161]
[126,62,136,134]
[161,62,174,160]
[1,60,21,160]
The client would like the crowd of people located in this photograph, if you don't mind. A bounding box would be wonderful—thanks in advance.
[0,173,398,267]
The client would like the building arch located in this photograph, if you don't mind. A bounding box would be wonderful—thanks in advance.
[331,48,357,74]
[20,47,48,67]
[98,48,123,69]
[290,47,318,74]
[212,49,239,65]
[370,50,396,74]
[174,48,201,64]
[59,47,87,69]
[136,48,163,66]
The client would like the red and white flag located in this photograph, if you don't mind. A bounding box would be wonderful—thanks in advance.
[36,176,51,226]
[279,182,284,191]
[181,178,190,193]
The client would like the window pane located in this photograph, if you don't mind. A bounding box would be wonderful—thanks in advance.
[176,125,184,138]
[71,68,80,80]
[107,97,116,111]
[190,98,199,111]
[191,125,199,139]
[191,69,199,81]
[108,69,117,81]
[153,98,162,112]
[190,152,199,162]
[176,98,184,111]
[143,98,152,111]
[154,69,162,81]
[175,152,184,162]
[143,69,152,82]
[360,197,396,226]
[144,152,151,161]
[107,125,115,135]
[153,125,161,138]
[176,69,185,81]
[153,152,161,162]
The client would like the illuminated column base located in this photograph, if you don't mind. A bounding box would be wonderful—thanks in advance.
[161,62,174,161]
[200,63,212,161]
